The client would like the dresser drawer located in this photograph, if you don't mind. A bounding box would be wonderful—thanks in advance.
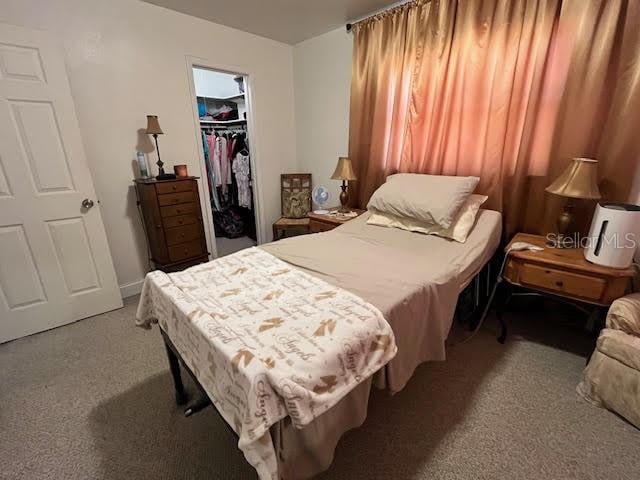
[310,219,335,233]
[156,181,193,195]
[160,202,198,218]
[157,191,196,206]
[165,223,202,246]
[168,239,204,263]
[519,263,606,301]
[163,214,199,229]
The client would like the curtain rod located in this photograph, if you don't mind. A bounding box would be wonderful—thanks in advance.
[346,0,419,32]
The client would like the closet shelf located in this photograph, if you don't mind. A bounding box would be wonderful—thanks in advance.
[199,119,247,125]
[197,93,245,102]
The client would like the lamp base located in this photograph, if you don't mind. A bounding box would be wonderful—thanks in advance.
[551,202,577,249]
[339,180,349,212]
[156,173,177,180]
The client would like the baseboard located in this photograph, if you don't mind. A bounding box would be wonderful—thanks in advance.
[119,279,144,299]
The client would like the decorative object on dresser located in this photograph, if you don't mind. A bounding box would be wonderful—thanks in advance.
[134,176,209,272]
[272,173,312,241]
[309,207,366,233]
[331,156,357,212]
[174,164,188,177]
[545,158,601,247]
[496,233,635,344]
[146,115,176,180]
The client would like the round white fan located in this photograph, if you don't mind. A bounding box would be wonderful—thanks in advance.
[312,185,331,214]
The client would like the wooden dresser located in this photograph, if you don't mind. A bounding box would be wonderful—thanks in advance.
[134,177,209,272]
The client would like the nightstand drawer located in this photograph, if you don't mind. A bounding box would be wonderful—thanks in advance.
[168,239,204,263]
[163,214,199,229]
[165,223,202,246]
[157,191,196,206]
[160,202,198,218]
[519,263,606,301]
[310,219,335,233]
[156,181,193,195]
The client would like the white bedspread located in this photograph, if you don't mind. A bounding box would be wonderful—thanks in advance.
[136,247,397,479]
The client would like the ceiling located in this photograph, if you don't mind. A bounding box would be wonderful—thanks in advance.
[142,0,398,44]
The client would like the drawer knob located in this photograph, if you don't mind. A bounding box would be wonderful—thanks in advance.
[172,185,177,190]
[176,209,181,214]
[555,280,563,287]
[178,220,183,225]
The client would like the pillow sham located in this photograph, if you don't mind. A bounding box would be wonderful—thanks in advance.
[367,194,488,243]
[366,174,479,228]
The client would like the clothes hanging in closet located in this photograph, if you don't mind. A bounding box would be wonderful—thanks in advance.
[202,129,255,240]
[201,130,221,211]
[232,152,251,209]
[212,135,233,199]
[202,129,252,219]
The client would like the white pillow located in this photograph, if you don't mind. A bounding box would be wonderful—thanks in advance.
[367,194,488,243]
[367,174,479,228]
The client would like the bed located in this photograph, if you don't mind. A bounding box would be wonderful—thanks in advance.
[137,209,502,479]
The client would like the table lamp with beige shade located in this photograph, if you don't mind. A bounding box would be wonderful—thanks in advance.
[146,115,175,180]
[331,156,357,212]
[545,157,601,247]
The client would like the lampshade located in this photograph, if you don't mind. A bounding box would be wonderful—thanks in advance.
[546,157,601,200]
[145,115,163,135]
[331,156,357,181]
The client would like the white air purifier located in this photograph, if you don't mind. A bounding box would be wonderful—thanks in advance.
[584,202,640,269]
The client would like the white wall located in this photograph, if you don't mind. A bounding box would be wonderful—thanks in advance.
[293,28,353,206]
[193,68,240,98]
[194,67,247,118]
[0,0,297,296]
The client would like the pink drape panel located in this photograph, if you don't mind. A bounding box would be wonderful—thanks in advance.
[348,0,640,234]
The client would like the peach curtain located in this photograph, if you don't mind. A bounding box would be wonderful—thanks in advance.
[348,0,640,234]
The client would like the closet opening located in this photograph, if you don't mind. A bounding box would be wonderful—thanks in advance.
[190,66,259,258]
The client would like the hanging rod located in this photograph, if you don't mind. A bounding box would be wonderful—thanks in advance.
[346,0,420,32]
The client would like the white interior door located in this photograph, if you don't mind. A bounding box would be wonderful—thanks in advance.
[0,23,122,343]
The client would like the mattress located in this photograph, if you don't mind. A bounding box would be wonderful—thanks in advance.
[261,210,501,479]
[140,209,501,480]
[262,209,502,392]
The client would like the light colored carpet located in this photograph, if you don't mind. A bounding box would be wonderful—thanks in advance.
[216,236,256,257]
[1,297,639,480]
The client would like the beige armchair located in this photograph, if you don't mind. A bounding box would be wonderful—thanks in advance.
[578,293,640,428]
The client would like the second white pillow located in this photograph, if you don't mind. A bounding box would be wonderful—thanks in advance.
[367,173,480,229]
[367,194,488,243]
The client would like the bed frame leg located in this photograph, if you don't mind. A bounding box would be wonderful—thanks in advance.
[497,310,508,344]
[184,396,212,417]
[496,283,512,344]
[163,340,188,405]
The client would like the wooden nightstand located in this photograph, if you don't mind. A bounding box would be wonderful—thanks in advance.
[308,208,366,233]
[497,233,635,343]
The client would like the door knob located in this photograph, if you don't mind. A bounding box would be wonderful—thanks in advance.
[81,198,95,209]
